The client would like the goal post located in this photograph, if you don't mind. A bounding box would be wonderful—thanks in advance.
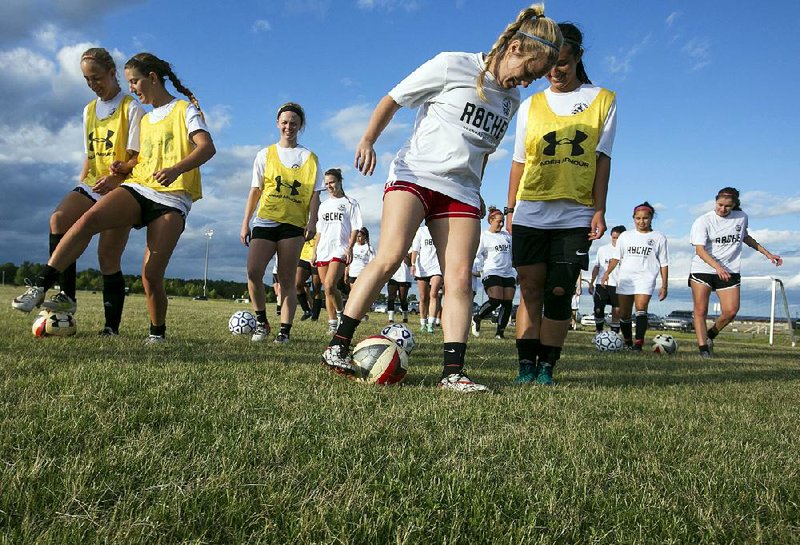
[740,276,797,347]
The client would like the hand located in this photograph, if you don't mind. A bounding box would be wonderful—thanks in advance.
[345,247,354,265]
[153,167,180,187]
[588,210,606,240]
[599,274,608,287]
[304,226,316,241]
[769,254,783,267]
[714,265,731,282]
[505,212,513,235]
[240,224,251,247]
[659,285,668,301]
[587,284,594,295]
[92,174,123,195]
[109,160,132,176]
[354,139,377,176]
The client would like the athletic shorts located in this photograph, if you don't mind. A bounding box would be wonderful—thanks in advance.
[384,180,480,221]
[511,225,591,269]
[388,279,412,288]
[316,257,345,268]
[593,284,618,308]
[482,275,515,289]
[415,274,443,283]
[689,272,741,291]
[347,276,358,284]
[616,278,656,296]
[72,186,97,203]
[251,224,304,243]
[298,259,316,273]
[272,274,279,285]
[122,185,185,231]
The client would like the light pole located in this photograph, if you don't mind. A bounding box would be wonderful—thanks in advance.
[203,229,214,298]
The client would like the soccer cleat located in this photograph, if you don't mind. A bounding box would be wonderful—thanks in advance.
[42,291,77,314]
[438,373,490,393]
[632,344,643,352]
[513,361,538,385]
[495,331,505,340]
[699,350,712,359]
[426,323,434,334]
[144,334,166,345]
[300,310,313,321]
[98,327,119,337]
[12,282,45,313]
[273,333,290,344]
[321,344,357,376]
[471,316,481,337]
[327,322,338,335]
[706,338,714,354]
[536,363,555,386]
[251,322,271,342]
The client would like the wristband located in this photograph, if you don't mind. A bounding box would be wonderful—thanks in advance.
[503,207,514,215]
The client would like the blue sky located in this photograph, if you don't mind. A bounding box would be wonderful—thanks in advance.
[0,0,798,318]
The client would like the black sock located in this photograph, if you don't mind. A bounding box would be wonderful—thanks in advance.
[497,301,513,333]
[49,233,77,300]
[476,298,502,320]
[150,323,166,337]
[442,342,466,377]
[699,344,710,354]
[708,326,719,340]
[102,271,125,332]
[516,338,540,366]
[37,265,62,292]
[387,299,396,312]
[279,323,292,337]
[620,320,633,345]
[635,312,648,343]
[255,310,268,325]
[594,311,605,332]
[298,293,310,313]
[312,298,322,319]
[538,344,561,367]
[276,304,281,316]
[330,314,360,348]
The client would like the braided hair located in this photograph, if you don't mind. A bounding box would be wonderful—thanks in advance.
[477,4,562,101]
[559,22,591,85]
[124,53,203,118]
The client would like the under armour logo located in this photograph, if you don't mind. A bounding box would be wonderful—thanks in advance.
[542,130,587,156]
[88,129,114,152]
[275,175,301,196]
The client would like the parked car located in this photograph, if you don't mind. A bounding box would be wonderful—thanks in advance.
[647,313,663,329]
[662,310,694,331]
[581,313,612,327]
[372,303,388,313]
[408,301,419,315]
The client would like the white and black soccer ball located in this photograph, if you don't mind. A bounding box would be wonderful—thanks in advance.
[593,330,623,352]
[352,335,409,385]
[228,310,257,335]
[651,334,678,355]
[32,310,77,337]
[380,323,415,354]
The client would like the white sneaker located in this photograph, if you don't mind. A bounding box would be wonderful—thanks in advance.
[42,291,77,313]
[438,373,490,393]
[12,282,45,313]
[144,334,166,345]
[327,321,338,335]
[273,333,290,344]
[251,323,270,342]
[321,345,357,376]
[471,316,481,337]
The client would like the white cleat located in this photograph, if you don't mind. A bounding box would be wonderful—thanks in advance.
[12,282,45,313]
[438,373,490,393]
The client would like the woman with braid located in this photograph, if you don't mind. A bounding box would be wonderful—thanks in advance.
[320,4,562,393]
[13,52,216,344]
[506,23,617,385]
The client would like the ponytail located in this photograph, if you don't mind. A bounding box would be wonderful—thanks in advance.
[559,22,591,84]
[125,52,204,119]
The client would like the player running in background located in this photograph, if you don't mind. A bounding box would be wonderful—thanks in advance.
[411,224,443,334]
[321,4,562,392]
[506,22,616,385]
[471,207,516,339]
[689,187,782,357]
[240,103,322,344]
[346,228,375,287]
[13,52,216,344]
[296,237,321,321]
[314,169,362,334]
[34,47,144,336]
[588,225,625,333]
[386,252,413,324]
[601,202,669,351]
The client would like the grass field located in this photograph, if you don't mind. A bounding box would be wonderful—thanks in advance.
[1,286,798,544]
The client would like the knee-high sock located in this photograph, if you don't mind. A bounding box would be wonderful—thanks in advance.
[49,233,76,300]
[635,311,648,344]
[497,300,513,332]
[102,271,126,332]
[298,292,310,313]
[620,319,633,345]
[476,297,502,320]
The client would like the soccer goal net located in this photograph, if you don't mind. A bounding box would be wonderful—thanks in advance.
[727,276,797,347]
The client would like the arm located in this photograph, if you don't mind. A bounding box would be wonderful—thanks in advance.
[410,250,419,277]
[588,264,600,294]
[658,266,669,301]
[305,190,321,241]
[79,157,90,183]
[505,161,524,234]
[153,130,216,186]
[589,153,610,240]
[311,233,319,264]
[694,245,732,281]
[743,235,783,266]
[600,259,619,286]
[96,150,139,195]
[346,230,359,265]
[240,187,262,246]
[354,95,402,176]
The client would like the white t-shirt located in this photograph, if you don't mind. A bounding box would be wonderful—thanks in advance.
[594,242,619,287]
[349,242,374,277]
[388,52,520,208]
[391,259,414,283]
[472,256,482,293]
[122,99,210,216]
[512,85,617,229]
[613,230,669,295]
[690,210,749,274]
[411,225,441,277]
[250,143,324,228]
[475,230,515,279]
[315,195,362,262]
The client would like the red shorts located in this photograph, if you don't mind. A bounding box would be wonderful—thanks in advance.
[316,257,345,268]
[384,180,481,221]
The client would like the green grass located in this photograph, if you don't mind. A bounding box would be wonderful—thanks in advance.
[1,286,798,544]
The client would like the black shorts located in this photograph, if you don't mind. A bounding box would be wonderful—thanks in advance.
[415,274,442,283]
[72,186,97,202]
[298,259,315,273]
[121,185,185,230]
[347,276,358,284]
[482,275,516,289]
[512,225,591,270]
[593,284,618,308]
[689,272,741,291]
[272,274,279,285]
[388,279,412,288]
[251,224,305,243]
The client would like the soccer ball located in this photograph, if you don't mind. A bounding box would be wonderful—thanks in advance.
[32,310,77,337]
[593,330,623,352]
[651,334,678,355]
[228,310,257,335]
[380,323,415,354]
[352,335,409,385]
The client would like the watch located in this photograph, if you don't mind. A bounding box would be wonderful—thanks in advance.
[503,207,514,215]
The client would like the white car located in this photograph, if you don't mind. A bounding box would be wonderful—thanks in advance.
[581,314,611,327]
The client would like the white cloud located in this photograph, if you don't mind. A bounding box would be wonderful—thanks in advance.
[487,147,509,164]
[665,11,681,27]
[604,34,651,76]
[0,47,55,88]
[0,120,84,165]
[322,103,410,151]
[205,104,233,134]
[357,0,421,10]
[252,19,271,32]
[690,192,800,219]
[682,38,711,71]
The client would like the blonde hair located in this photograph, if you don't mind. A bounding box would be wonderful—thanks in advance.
[125,52,203,118]
[477,4,562,101]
